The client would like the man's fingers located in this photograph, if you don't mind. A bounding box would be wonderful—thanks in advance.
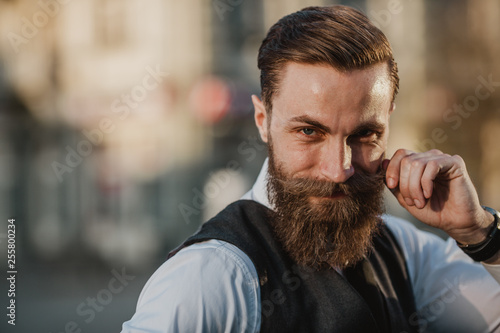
[385,149,446,209]
[421,159,442,199]
[387,184,412,210]
[385,149,413,189]
[406,157,428,208]
[398,155,415,206]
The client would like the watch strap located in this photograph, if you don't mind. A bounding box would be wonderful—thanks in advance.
[457,206,500,262]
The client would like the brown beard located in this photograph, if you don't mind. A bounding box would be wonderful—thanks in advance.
[267,143,386,271]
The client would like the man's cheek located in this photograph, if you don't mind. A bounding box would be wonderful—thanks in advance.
[356,147,385,173]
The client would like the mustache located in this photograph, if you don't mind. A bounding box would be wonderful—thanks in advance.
[274,168,386,197]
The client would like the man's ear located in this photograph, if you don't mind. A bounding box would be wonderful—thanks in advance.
[252,94,269,143]
[389,102,396,115]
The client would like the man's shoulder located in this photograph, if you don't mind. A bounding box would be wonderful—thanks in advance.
[382,214,446,241]
[382,214,418,231]
[169,239,259,278]
[142,239,259,307]
[125,239,261,332]
[380,214,457,275]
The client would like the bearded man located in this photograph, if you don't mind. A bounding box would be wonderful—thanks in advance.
[122,5,500,333]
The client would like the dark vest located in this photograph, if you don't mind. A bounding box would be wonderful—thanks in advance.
[169,200,419,333]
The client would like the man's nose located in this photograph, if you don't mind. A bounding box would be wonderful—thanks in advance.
[319,139,354,183]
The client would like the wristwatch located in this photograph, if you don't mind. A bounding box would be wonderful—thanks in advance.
[457,206,500,262]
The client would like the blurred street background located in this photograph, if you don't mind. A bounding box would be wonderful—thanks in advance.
[0,0,499,331]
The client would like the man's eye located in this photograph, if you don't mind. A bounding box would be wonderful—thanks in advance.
[349,129,380,144]
[301,128,316,136]
[357,129,374,137]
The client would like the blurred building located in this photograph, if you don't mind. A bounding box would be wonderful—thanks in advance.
[0,0,235,269]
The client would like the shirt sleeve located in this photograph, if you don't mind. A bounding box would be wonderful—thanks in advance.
[484,262,500,285]
[120,240,261,333]
[384,214,500,333]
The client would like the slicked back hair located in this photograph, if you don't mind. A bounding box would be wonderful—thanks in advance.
[257,5,399,113]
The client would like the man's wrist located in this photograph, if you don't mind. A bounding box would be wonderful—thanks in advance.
[457,206,500,262]
[454,207,495,245]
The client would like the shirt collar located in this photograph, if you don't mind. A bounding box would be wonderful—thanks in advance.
[241,158,273,210]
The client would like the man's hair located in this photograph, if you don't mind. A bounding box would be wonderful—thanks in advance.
[257,5,399,112]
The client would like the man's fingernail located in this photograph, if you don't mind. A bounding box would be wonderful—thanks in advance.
[387,178,396,188]
[405,198,413,206]
[414,199,422,208]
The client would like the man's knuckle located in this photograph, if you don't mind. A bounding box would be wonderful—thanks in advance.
[452,154,464,164]
[427,160,439,169]
[395,148,411,156]
[411,159,422,168]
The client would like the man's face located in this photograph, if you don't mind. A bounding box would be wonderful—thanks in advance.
[254,61,394,184]
[252,62,394,269]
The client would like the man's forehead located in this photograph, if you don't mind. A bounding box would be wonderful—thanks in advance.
[271,62,393,125]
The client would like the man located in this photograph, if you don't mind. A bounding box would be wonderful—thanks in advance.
[122,5,500,332]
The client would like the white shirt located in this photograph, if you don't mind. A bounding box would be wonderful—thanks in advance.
[121,159,500,332]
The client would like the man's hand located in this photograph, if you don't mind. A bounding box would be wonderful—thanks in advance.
[382,149,495,248]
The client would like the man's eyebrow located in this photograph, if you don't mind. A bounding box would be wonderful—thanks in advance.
[289,115,331,133]
[352,121,386,134]
[288,115,386,134]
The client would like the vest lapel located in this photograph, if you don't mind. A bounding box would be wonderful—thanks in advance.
[344,258,388,332]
